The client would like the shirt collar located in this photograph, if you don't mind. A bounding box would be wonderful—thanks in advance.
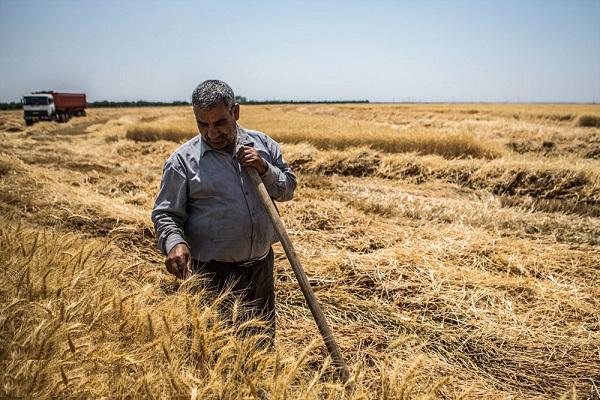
[235,126,255,152]
[199,125,255,158]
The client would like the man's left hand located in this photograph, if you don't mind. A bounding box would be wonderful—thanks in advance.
[237,146,268,174]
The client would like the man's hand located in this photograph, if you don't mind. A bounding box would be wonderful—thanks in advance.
[165,243,192,279]
[237,146,268,175]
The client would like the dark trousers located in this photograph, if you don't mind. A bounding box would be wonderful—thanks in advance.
[193,248,275,341]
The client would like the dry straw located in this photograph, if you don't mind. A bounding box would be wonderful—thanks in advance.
[1,103,599,398]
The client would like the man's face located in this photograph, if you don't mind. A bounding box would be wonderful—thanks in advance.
[193,101,239,151]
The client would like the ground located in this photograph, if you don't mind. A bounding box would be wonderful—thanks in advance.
[0,104,599,399]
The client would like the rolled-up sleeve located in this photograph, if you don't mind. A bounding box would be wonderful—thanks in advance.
[260,140,297,202]
[151,157,189,255]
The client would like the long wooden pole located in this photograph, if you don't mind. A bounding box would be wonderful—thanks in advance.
[247,168,351,384]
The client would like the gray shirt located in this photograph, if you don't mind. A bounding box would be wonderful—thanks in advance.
[151,125,296,263]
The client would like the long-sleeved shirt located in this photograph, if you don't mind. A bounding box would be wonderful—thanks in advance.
[151,125,296,263]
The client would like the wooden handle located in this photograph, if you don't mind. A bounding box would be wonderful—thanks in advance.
[246,168,351,384]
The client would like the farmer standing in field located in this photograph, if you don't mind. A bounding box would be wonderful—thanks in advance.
[151,80,296,337]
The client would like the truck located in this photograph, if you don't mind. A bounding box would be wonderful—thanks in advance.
[22,91,87,126]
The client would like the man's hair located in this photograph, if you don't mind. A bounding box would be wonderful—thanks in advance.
[191,80,235,110]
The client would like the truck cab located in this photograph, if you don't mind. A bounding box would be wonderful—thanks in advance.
[22,93,55,125]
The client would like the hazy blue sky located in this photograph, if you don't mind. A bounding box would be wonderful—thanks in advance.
[1,0,599,102]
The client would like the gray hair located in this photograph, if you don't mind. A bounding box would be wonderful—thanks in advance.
[191,80,235,110]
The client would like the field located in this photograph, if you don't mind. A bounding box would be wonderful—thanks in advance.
[1,103,599,399]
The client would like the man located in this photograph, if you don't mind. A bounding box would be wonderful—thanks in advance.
[151,80,296,335]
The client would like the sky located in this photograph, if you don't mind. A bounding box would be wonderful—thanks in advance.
[1,0,599,103]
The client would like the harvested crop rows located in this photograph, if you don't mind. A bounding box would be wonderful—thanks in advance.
[1,104,599,399]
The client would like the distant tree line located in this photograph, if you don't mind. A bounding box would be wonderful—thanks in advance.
[235,95,369,105]
[238,100,370,105]
[0,100,192,110]
[89,97,370,106]
[0,97,369,110]
[0,102,21,110]
[88,100,191,108]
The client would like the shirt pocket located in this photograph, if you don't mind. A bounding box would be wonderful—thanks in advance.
[188,157,238,200]
[189,170,218,199]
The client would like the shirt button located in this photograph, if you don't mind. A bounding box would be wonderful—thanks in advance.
[245,191,249,195]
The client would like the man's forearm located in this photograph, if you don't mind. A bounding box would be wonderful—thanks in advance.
[152,158,190,255]
[152,211,188,255]
[260,162,297,202]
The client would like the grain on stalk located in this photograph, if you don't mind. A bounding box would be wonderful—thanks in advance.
[1,103,599,398]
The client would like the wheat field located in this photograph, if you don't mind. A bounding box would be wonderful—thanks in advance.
[1,104,599,399]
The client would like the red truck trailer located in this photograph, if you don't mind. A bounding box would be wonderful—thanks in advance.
[22,91,87,125]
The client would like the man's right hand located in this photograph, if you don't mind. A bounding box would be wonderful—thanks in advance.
[165,243,192,279]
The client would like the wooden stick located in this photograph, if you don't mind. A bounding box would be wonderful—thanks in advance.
[247,168,351,384]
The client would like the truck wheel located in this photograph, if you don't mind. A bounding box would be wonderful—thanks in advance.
[25,120,34,126]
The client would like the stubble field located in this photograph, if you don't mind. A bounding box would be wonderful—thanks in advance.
[1,103,599,399]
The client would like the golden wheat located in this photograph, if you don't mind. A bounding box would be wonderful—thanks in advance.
[1,103,599,398]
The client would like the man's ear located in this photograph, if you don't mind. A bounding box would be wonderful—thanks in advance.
[232,103,240,121]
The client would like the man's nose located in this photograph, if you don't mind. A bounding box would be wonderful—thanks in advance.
[207,125,219,139]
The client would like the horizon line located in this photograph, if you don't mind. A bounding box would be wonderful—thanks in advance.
[1,98,599,106]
